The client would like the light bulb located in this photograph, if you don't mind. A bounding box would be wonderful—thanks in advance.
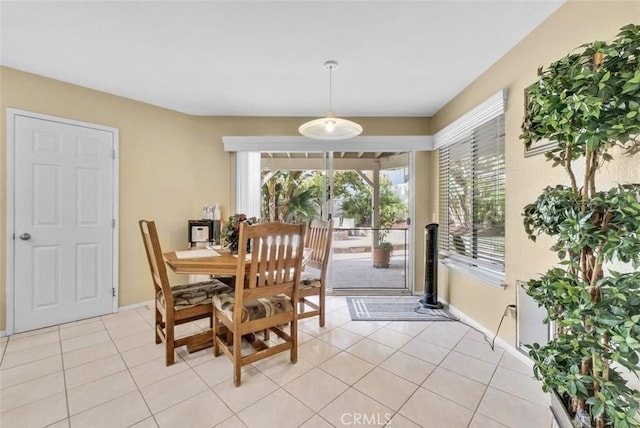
[325,120,336,133]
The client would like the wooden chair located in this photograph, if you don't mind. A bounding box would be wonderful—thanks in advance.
[213,221,305,386]
[138,220,231,366]
[298,219,333,327]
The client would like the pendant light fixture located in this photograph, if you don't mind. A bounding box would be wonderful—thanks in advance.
[298,60,363,140]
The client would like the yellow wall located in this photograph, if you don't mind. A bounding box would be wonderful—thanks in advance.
[0,66,429,331]
[431,0,640,342]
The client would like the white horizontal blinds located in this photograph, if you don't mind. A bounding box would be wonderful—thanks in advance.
[472,115,505,269]
[438,114,505,272]
[438,146,450,253]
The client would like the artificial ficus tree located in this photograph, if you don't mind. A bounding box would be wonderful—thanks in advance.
[521,24,640,428]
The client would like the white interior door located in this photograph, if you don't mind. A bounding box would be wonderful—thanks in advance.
[12,113,116,332]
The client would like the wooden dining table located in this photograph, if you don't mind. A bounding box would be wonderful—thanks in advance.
[164,247,240,276]
[163,246,313,276]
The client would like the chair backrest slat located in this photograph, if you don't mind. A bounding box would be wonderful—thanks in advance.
[304,219,333,276]
[234,222,306,323]
[138,220,173,307]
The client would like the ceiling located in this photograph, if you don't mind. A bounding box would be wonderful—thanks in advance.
[0,1,564,118]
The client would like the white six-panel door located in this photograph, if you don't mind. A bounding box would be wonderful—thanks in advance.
[12,113,116,332]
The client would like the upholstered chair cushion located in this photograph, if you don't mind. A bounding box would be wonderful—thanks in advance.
[213,293,294,322]
[300,275,321,290]
[158,279,231,308]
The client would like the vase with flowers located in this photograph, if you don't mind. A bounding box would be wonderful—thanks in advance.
[221,213,258,254]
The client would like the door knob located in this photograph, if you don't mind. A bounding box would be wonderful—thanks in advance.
[19,233,31,240]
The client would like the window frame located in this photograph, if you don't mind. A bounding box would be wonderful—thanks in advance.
[435,90,507,287]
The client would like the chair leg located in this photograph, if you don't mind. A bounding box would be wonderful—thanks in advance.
[155,304,162,344]
[233,332,242,387]
[290,319,298,364]
[165,316,175,366]
[319,286,326,327]
[213,310,220,357]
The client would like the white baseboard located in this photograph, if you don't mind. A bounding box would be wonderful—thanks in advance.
[442,299,534,368]
[118,300,154,313]
[0,330,5,338]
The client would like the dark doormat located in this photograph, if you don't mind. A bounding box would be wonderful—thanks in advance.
[347,296,457,322]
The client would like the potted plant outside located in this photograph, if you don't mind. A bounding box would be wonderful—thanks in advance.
[521,24,640,428]
[373,226,394,268]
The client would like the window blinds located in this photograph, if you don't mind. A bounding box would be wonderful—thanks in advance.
[439,115,505,271]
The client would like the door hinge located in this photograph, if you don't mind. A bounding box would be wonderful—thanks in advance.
[407,217,411,225]
[112,288,116,297]
[112,219,116,228]
[112,150,116,159]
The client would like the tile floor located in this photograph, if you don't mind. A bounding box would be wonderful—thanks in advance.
[0,296,554,428]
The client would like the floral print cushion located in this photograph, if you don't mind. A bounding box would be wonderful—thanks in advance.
[158,279,232,308]
[213,293,293,322]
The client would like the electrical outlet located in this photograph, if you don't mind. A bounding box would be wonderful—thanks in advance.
[508,304,517,317]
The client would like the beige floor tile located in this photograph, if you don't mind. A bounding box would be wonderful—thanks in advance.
[67,370,137,415]
[61,330,112,353]
[0,341,60,369]
[298,414,334,428]
[47,418,70,428]
[141,369,208,414]
[489,366,549,407]
[130,356,190,388]
[340,320,383,337]
[469,413,509,427]
[317,327,363,350]
[0,371,65,412]
[238,388,314,428]
[212,368,279,413]
[176,346,216,367]
[69,390,150,428]
[499,351,534,376]
[400,337,450,365]
[64,354,126,389]
[387,413,422,427]
[318,387,393,427]
[385,320,431,337]
[379,350,435,385]
[0,355,62,389]
[298,338,341,366]
[113,330,154,353]
[254,351,314,386]
[454,337,504,364]
[130,416,159,428]
[422,367,487,410]
[155,390,233,428]
[366,326,413,349]
[121,342,166,368]
[476,387,552,428]
[0,391,67,428]
[284,367,349,412]
[192,355,236,387]
[440,350,498,384]
[346,337,395,365]
[353,367,419,411]
[319,351,375,385]
[107,320,155,340]
[399,387,474,428]
[417,321,469,349]
[4,330,60,353]
[62,340,119,369]
[59,320,105,340]
[214,415,247,428]
[9,325,58,340]
[464,327,490,343]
